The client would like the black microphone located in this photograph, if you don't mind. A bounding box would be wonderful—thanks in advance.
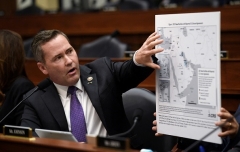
[100,30,120,57]
[105,30,120,48]
[110,30,120,38]
[109,108,143,137]
[0,78,51,124]
[184,109,240,152]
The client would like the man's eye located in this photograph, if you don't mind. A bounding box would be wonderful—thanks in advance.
[55,56,62,60]
[67,49,73,54]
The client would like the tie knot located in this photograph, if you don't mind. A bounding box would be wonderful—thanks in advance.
[68,86,77,95]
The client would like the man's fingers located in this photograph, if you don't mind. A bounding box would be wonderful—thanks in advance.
[218,130,232,137]
[144,32,157,44]
[145,34,161,46]
[148,32,157,38]
[141,47,164,59]
[146,63,160,69]
[218,112,232,119]
[146,38,162,49]
[148,39,163,49]
[220,107,227,112]
[152,126,157,130]
[215,119,226,126]
[218,132,227,137]
[155,133,163,136]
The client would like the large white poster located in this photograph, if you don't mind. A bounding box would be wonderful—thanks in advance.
[155,12,221,144]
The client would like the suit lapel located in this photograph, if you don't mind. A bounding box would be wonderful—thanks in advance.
[42,84,69,131]
[80,66,107,127]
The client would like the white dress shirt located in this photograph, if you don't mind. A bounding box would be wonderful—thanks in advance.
[53,53,142,137]
[54,80,107,137]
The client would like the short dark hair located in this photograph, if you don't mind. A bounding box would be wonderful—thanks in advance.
[31,29,70,63]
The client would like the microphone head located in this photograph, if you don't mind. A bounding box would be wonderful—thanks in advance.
[37,78,51,90]
[110,30,120,38]
[133,108,143,121]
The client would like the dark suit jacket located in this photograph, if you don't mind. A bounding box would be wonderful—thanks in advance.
[0,76,34,133]
[21,57,155,139]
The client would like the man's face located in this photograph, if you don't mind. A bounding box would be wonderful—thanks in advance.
[37,34,80,86]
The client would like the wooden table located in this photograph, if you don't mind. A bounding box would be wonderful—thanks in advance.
[0,134,137,152]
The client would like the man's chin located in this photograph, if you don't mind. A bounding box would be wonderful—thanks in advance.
[67,76,79,85]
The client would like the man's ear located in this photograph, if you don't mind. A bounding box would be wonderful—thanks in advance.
[37,62,48,75]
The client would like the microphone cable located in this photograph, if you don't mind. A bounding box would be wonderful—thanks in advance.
[185,109,240,152]
[109,108,143,137]
[0,78,51,124]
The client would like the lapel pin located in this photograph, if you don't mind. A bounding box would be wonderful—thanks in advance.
[87,77,93,84]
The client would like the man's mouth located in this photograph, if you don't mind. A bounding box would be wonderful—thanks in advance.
[68,68,76,74]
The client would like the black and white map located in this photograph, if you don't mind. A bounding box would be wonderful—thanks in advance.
[157,26,217,107]
[155,12,221,144]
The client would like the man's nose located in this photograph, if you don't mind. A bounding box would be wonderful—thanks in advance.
[65,56,72,65]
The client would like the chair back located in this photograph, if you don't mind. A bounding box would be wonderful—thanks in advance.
[122,88,177,151]
[118,0,149,10]
[182,0,218,8]
[78,35,126,58]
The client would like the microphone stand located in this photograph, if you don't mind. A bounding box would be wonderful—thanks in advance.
[0,87,37,124]
[184,111,240,152]
[0,78,51,124]
[109,117,139,137]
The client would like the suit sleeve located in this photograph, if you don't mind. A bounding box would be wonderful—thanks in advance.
[21,98,43,131]
[106,57,157,93]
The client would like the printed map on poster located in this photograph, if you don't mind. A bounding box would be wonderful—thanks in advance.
[155,12,221,144]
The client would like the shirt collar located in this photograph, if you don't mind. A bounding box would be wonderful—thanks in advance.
[53,79,83,98]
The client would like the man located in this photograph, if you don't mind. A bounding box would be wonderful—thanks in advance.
[21,30,163,148]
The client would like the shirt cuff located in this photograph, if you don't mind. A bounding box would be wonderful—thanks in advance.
[133,50,145,67]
